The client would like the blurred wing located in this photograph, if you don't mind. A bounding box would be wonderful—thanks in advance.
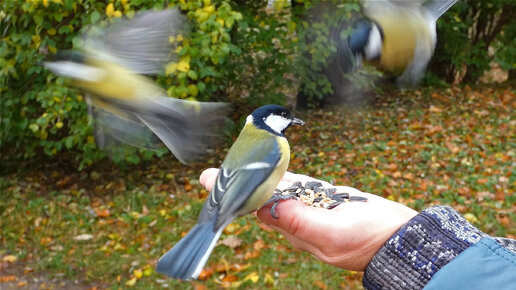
[88,94,230,163]
[424,0,458,20]
[200,136,281,228]
[87,97,161,151]
[136,98,230,164]
[83,9,186,74]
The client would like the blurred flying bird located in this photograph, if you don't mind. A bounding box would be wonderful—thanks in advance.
[156,104,304,280]
[44,9,229,164]
[343,0,458,85]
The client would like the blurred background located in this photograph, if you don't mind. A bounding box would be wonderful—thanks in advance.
[1,0,515,289]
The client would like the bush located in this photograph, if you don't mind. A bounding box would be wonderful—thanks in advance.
[1,0,243,168]
[427,0,516,84]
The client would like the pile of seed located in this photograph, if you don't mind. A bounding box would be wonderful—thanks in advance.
[270,181,367,214]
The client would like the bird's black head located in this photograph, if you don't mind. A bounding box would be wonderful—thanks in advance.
[249,104,304,136]
[348,19,383,60]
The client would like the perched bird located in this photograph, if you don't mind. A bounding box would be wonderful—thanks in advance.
[156,104,304,280]
[345,0,458,85]
[44,9,229,164]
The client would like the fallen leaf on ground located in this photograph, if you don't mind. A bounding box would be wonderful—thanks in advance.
[1,255,17,263]
[74,234,93,241]
[219,235,242,248]
[0,275,17,282]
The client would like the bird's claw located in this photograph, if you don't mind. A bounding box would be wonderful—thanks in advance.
[266,192,297,219]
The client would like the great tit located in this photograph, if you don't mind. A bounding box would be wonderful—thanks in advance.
[43,9,229,164]
[155,104,304,280]
[345,0,458,85]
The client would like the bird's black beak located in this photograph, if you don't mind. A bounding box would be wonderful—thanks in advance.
[292,118,305,126]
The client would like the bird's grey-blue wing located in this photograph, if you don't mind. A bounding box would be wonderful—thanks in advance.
[197,136,281,228]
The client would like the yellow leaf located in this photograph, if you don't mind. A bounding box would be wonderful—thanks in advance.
[203,5,215,15]
[113,10,122,18]
[106,3,115,17]
[121,0,128,5]
[176,34,184,42]
[463,213,478,223]
[87,136,95,143]
[177,58,190,72]
[133,269,143,279]
[129,211,141,219]
[244,272,259,283]
[32,34,41,47]
[2,255,17,263]
[47,28,56,36]
[264,273,274,284]
[143,268,152,277]
[125,277,137,286]
[188,84,199,96]
[55,122,63,129]
[169,35,175,43]
[165,63,177,75]
[43,0,49,7]
[216,18,224,26]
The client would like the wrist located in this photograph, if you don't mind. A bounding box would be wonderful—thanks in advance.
[362,206,486,289]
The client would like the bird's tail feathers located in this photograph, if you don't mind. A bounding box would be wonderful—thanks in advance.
[156,220,222,280]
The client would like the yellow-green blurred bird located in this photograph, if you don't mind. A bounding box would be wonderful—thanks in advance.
[155,104,304,280]
[44,9,228,164]
[346,0,458,85]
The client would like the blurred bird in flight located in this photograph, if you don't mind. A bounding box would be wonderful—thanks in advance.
[44,9,229,164]
[343,0,458,85]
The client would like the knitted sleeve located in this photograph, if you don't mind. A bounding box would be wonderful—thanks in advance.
[362,206,489,289]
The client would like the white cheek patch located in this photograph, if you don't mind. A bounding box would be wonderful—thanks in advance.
[246,115,254,125]
[264,115,291,134]
[364,24,382,60]
[44,61,105,82]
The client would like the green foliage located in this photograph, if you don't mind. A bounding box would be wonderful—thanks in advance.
[291,0,362,106]
[0,0,365,167]
[162,0,243,101]
[0,0,243,168]
[494,18,516,74]
[428,0,516,84]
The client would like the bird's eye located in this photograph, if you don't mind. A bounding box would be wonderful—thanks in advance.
[281,112,288,118]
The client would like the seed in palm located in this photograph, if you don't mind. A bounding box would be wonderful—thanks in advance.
[266,181,368,218]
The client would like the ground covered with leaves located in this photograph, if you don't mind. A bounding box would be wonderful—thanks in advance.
[1,85,515,289]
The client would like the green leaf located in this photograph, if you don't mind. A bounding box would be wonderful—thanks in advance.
[90,11,100,24]
[197,82,206,92]
[29,123,39,133]
[33,14,44,26]
[187,70,198,80]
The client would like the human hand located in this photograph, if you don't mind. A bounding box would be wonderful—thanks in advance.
[199,168,417,271]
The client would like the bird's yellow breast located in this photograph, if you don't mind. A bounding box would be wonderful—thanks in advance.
[235,126,290,214]
[72,59,160,103]
[370,9,432,74]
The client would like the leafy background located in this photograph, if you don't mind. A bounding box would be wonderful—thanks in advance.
[1,0,515,289]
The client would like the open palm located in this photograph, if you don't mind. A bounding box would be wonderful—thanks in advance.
[200,168,417,271]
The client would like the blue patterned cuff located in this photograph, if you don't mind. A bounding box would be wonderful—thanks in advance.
[362,206,487,289]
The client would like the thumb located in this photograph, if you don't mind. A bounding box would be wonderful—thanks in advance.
[257,199,331,240]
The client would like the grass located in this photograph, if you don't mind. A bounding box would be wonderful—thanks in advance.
[1,85,515,289]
